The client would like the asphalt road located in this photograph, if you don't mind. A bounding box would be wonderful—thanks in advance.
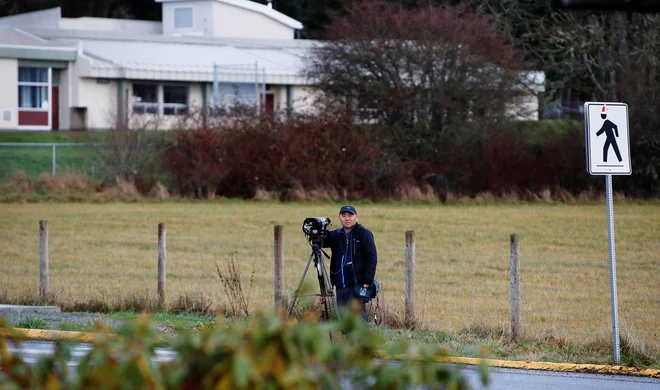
[462,365,660,390]
[5,340,660,389]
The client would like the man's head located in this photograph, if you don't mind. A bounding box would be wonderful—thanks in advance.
[339,205,358,230]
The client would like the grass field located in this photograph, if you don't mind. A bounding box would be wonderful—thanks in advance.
[0,201,659,350]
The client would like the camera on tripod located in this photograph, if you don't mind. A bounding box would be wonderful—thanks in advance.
[301,217,331,240]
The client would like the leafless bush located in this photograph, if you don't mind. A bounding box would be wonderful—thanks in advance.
[169,293,214,316]
[215,255,255,318]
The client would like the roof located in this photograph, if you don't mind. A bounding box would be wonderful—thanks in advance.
[156,0,303,29]
[21,27,319,85]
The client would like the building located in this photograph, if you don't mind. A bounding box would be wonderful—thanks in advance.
[0,0,315,131]
[0,0,544,131]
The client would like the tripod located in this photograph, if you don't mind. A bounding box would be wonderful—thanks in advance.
[286,237,340,321]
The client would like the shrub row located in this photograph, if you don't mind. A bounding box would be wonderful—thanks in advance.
[159,114,602,200]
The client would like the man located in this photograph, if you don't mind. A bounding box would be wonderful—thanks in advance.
[323,205,378,321]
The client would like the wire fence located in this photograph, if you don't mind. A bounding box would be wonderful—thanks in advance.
[0,143,103,181]
[1,222,657,348]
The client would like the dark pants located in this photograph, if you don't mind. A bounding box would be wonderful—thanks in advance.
[336,287,368,323]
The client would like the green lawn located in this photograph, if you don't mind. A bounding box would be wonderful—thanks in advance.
[0,145,104,180]
[0,131,107,181]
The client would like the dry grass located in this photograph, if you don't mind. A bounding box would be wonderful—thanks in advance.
[0,201,658,350]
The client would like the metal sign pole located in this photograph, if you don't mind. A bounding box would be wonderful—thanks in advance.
[605,174,621,364]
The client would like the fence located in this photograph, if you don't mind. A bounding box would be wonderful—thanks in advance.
[2,221,658,349]
[0,143,103,181]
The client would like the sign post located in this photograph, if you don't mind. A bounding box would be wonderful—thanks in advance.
[584,102,632,365]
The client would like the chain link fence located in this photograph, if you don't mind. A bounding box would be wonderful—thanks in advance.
[0,143,103,181]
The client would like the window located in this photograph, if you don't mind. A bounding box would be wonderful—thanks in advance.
[132,84,158,114]
[163,85,188,115]
[174,7,193,29]
[18,67,49,109]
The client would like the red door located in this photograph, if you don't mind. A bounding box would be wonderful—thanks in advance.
[51,86,59,131]
[265,93,274,114]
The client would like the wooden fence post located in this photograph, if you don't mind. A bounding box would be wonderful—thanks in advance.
[510,233,522,340]
[405,230,416,327]
[39,220,49,300]
[274,225,284,309]
[158,223,166,305]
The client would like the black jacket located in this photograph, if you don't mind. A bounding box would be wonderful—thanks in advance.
[323,222,377,288]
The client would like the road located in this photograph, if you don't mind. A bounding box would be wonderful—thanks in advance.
[462,365,660,390]
[5,340,660,389]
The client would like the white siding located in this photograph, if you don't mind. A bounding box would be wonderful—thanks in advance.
[0,58,18,129]
[59,18,161,34]
[162,1,213,36]
[211,1,293,40]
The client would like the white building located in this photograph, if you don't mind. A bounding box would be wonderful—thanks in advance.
[0,0,316,131]
[0,0,544,131]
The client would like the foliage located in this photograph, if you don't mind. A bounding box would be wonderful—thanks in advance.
[15,315,47,330]
[0,312,482,389]
[306,0,533,163]
[166,111,382,199]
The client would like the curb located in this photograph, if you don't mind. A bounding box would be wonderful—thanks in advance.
[434,356,660,379]
[4,328,660,379]
[1,328,115,343]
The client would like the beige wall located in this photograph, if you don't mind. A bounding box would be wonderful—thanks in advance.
[78,78,118,129]
[212,2,293,40]
[0,58,18,129]
[291,86,318,114]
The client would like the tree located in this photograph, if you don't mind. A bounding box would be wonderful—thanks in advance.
[305,0,534,162]
[475,0,660,195]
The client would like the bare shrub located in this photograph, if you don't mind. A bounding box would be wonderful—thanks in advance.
[460,321,508,340]
[306,187,340,202]
[578,188,601,202]
[62,297,112,313]
[502,190,520,203]
[537,326,567,348]
[215,255,255,318]
[98,129,172,195]
[252,187,279,201]
[149,182,170,200]
[473,192,498,204]
[9,170,34,193]
[370,292,420,330]
[115,291,160,313]
[395,184,439,203]
[38,172,95,191]
[554,187,575,203]
[539,187,553,202]
[169,293,213,316]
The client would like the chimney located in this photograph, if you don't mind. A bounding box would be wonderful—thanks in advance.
[267,0,272,8]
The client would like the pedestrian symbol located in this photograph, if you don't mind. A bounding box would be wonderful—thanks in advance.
[596,105,623,163]
[584,102,631,175]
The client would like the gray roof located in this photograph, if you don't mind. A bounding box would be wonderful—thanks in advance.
[20,27,319,84]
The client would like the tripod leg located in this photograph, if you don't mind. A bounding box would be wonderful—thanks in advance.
[318,255,340,320]
[285,252,314,320]
[313,251,331,321]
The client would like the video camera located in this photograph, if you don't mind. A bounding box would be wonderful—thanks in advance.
[302,217,331,239]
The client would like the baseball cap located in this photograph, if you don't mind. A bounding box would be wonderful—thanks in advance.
[339,205,357,214]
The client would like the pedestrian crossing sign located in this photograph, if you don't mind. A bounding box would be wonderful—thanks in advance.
[584,102,632,175]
